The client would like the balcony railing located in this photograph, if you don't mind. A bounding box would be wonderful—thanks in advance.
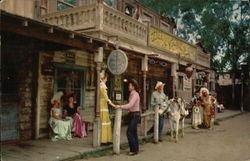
[42,2,147,45]
[41,2,210,67]
[42,3,97,31]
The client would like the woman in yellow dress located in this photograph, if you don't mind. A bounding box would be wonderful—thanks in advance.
[100,71,116,145]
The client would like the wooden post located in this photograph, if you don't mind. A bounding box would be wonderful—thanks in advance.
[141,55,148,112]
[142,115,148,136]
[35,52,42,139]
[93,47,103,147]
[93,117,101,147]
[171,63,177,97]
[141,55,148,136]
[142,71,147,111]
[93,62,101,147]
[113,108,122,154]
[140,111,153,137]
[154,105,159,143]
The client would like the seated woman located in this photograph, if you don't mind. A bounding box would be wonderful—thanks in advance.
[63,94,87,138]
[49,91,72,141]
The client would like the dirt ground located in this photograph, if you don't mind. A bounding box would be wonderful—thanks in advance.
[78,113,250,161]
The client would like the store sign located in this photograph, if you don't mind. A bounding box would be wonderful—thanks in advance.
[148,26,197,61]
[107,50,128,75]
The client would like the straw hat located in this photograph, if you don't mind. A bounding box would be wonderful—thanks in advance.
[51,91,64,104]
[155,81,165,90]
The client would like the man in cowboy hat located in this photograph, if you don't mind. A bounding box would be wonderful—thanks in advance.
[147,81,168,141]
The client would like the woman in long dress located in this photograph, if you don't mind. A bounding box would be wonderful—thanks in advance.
[49,92,72,141]
[64,95,87,138]
[200,88,215,129]
[100,71,116,145]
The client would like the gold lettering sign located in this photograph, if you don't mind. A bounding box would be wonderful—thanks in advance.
[148,26,197,61]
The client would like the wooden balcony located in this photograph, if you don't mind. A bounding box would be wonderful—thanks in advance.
[42,2,147,46]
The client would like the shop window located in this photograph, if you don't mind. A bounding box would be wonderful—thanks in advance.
[57,0,77,11]
[178,76,184,90]
[55,67,84,107]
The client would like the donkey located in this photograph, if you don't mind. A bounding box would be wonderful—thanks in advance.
[163,98,189,143]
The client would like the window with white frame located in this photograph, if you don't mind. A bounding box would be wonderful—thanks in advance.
[55,67,84,107]
[57,0,77,11]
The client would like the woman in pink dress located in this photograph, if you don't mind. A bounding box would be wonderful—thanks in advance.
[63,95,87,138]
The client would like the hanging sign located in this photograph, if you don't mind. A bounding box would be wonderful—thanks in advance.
[107,50,128,75]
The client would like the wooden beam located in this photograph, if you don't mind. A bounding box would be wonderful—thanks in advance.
[48,27,54,33]
[88,37,93,43]
[1,20,94,50]
[22,20,28,27]
[69,33,75,39]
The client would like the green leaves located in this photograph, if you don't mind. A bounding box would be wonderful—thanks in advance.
[139,0,249,72]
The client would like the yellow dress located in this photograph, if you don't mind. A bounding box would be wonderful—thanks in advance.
[100,84,112,143]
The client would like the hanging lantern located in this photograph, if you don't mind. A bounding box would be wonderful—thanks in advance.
[185,64,193,78]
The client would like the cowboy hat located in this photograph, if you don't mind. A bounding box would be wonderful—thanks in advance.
[155,81,165,89]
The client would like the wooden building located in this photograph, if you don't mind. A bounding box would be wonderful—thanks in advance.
[1,0,214,144]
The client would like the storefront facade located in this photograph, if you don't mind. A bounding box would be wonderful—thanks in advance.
[1,0,213,143]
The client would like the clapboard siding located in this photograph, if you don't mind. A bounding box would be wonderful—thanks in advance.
[37,49,95,138]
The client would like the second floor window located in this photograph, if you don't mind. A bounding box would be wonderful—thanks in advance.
[57,0,77,11]
[125,4,133,17]
[103,0,114,7]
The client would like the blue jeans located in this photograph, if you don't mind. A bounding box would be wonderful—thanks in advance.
[159,115,164,140]
[147,115,165,139]
[127,114,140,152]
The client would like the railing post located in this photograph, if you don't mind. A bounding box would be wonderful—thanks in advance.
[154,105,159,143]
[113,108,122,154]
[141,115,148,137]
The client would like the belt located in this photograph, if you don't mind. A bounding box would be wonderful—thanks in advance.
[129,111,140,116]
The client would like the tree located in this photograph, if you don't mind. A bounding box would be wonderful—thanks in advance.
[139,0,250,106]
[139,0,249,72]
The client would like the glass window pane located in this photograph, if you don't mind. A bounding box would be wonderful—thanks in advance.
[56,68,83,106]
[104,0,113,7]
[57,0,77,11]
[57,69,81,89]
